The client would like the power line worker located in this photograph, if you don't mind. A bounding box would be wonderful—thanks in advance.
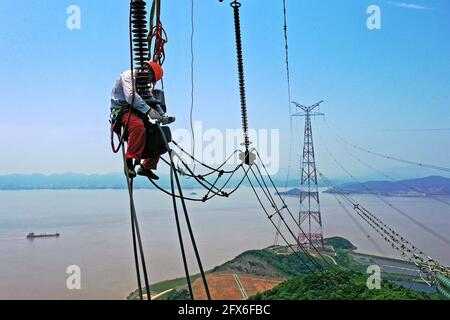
[110,61,174,181]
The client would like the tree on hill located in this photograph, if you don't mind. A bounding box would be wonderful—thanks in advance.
[212,249,328,278]
[250,270,432,300]
[325,237,356,250]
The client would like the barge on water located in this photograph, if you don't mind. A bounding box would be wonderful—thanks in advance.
[26,232,60,239]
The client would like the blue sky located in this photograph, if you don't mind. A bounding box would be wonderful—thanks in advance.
[0,0,448,178]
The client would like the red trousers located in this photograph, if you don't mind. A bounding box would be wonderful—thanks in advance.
[121,112,160,170]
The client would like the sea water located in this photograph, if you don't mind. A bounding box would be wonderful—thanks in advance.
[0,188,449,299]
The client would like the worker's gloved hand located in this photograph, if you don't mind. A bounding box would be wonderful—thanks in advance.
[161,115,176,125]
[147,108,162,121]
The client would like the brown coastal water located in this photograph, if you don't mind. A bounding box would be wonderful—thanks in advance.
[0,188,449,299]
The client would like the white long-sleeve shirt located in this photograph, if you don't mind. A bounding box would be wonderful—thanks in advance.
[110,70,164,115]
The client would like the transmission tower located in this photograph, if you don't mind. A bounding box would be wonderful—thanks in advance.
[292,100,325,248]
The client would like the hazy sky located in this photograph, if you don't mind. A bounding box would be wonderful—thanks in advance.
[0,0,448,178]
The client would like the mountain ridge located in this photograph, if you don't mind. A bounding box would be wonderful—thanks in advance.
[325,175,450,196]
[0,173,448,194]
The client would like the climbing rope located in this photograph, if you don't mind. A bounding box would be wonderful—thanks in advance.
[148,0,167,64]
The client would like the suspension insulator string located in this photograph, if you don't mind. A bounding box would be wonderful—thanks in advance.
[131,0,154,103]
[230,1,251,159]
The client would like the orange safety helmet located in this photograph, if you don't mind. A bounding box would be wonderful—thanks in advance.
[147,61,164,83]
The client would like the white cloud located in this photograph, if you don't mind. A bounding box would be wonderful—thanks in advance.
[387,2,434,10]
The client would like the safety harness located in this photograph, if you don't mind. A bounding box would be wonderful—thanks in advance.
[110,96,172,157]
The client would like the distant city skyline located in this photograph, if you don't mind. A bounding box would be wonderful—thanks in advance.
[0,0,448,178]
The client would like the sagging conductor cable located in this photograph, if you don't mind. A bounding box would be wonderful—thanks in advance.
[157,124,211,300]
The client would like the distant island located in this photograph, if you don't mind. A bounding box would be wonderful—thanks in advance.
[0,173,170,190]
[0,173,253,190]
[324,176,450,197]
[277,176,450,197]
[1,173,449,195]
[277,188,301,197]
[0,173,324,191]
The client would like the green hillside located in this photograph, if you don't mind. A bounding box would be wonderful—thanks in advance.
[212,248,328,278]
[324,236,356,250]
[129,237,441,300]
[251,270,432,300]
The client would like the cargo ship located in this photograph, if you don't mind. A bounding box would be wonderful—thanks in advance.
[26,232,60,239]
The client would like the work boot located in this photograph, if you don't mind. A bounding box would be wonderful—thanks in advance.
[161,115,176,125]
[137,167,160,180]
[126,159,137,178]
[127,167,137,179]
